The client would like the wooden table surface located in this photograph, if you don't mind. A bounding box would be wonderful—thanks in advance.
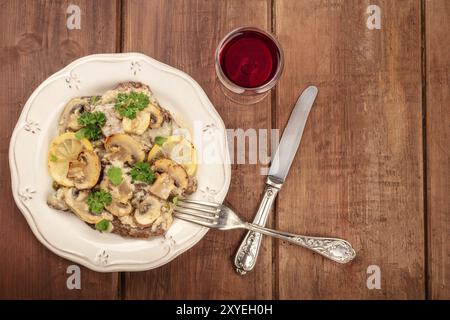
[0,0,448,300]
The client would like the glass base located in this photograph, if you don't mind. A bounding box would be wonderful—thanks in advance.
[217,82,269,105]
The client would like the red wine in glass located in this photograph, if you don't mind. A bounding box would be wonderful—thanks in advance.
[215,27,284,104]
[219,30,280,88]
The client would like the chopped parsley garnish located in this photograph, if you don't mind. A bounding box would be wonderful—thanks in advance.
[172,196,179,205]
[75,111,106,141]
[78,111,106,127]
[75,126,102,141]
[154,136,167,146]
[107,167,123,186]
[114,91,149,119]
[95,219,110,231]
[50,154,58,162]
[86,190,112,214]
[130,162,155,184]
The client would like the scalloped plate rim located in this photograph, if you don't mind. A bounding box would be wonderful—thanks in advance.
[8,53,231,272]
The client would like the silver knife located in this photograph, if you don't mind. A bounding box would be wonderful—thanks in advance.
[234,85,318,275]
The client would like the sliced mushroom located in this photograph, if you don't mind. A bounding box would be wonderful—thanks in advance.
[104,134,145,164]
[133,195,162,227]
[185,177,198,195]
[47,187,69,211]
[100,166,134,204]
[123,110,150,135]
[119,214,138,228]
[152,159,189,194]
[149,172,176,200]
[151,202,174,233]
[58,98,89,134]
[152,158,172,173]
[105,200,133,217]
[99,163,134,217]
[63,188,111,224]
[66,150,101,189]
[148,104,163,129]
[117,177,134,200]
[168,164,189,190]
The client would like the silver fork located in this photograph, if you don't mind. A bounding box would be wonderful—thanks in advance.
[175,199,356,264]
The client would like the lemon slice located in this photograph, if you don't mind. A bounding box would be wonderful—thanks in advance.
[48,132,93,186]
[147,136,197,176]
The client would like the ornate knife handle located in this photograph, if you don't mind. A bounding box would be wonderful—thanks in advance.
[244,223,356,264]
[234,177,281,275]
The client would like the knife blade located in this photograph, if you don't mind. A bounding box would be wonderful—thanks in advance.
[234,85,318,275]
[268,85,318,181]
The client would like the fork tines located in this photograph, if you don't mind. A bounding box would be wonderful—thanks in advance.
[174,199,220,228]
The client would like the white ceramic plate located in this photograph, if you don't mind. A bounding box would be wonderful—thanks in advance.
[9,53,231,272]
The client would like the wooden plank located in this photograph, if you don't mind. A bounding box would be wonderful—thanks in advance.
[0,0,119,299]
[121,0,273,299]
[275,0,424,299]
[426,0,450,300]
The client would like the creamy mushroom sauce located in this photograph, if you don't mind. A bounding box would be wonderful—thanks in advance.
[47,82,197,238]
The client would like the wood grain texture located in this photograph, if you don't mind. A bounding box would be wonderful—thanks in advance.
[275,0,424,299]
[121,0,273,299]
[426,0,450,300]
[0,0,119,299]
[2,0,448,300]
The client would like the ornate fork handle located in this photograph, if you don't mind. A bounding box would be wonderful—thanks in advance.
[234,183,279,275]
[244,223,356,264]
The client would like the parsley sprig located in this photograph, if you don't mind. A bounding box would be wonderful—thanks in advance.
[114,91,149,119]
[86,190,112,214]
[107,167,123,186]
[95,219,110,231]
[75,111,106,141]
[130,162,155,184]
[78,111,106,127]
[154,136,167,146]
